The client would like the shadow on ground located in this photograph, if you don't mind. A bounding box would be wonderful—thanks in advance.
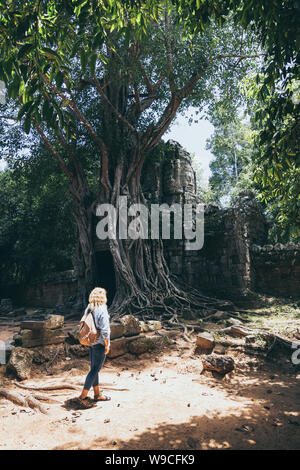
[52,357,300,451]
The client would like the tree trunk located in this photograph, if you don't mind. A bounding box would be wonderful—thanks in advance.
[95,152,224,319]
[72,70,227,317]
[73,202,98,306]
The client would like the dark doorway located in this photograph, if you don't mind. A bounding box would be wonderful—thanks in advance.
[95,250,116,306]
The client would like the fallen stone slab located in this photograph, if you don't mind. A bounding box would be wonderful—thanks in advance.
[195,332,215,354]
[6,347,34,380]
[20,320,47,330]
[108,334,147,358]
[127,336,156,355]
[108,337,129,358]
[223,325,253,337]
[120,315,141,337]
[110,322,125,340]
[20,314,64,331]
[44,314,65,329]
[19,328,66,348]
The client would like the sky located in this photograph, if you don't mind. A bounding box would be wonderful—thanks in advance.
[0,109,215,180]
[163,109,214,183]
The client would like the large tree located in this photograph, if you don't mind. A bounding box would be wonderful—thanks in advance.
[0,1,261,316]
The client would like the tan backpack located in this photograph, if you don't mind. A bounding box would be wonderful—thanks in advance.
[79,308,100,346]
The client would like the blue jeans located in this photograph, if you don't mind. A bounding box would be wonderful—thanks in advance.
[83,343,106,390]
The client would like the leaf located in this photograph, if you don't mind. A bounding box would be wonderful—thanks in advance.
[17,43,34,60]
[17,101,34,120]
[55,71,64,88]
[80,49,87,70]
[24,113,31,134]
[42,100,53,123]
[89,53,97,75]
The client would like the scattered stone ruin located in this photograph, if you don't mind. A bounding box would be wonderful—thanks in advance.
[5,314,165,380]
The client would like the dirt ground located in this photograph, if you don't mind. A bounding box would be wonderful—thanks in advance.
[0,318,300,450]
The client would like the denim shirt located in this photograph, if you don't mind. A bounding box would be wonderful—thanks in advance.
[85,304,110,346]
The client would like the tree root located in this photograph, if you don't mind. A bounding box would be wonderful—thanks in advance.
[106,237,236,321]
[13,382,81,392]
[0,388,48,414]
[45,349,60,374]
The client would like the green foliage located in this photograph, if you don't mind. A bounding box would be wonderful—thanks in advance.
[190,153,217,205]
[248,75,300,240]
[207,106,255,204]
[0,1,166,127]
[173,0,299,74]
[0,152,75,286]
[173,0,300,237]
[0,0,258,141]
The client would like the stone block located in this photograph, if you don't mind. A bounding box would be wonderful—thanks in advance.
[20,328,66,348]
[139,320,162,332]
[20,314,64,331]
[196,332,215,354]
[108,337,128,358]
[127,335,164,355]
[110,322,125,340]
[120,315,141,337]
[6,347,34,380]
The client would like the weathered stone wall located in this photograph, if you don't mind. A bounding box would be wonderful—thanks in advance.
[13,271,77,308]
[251,243,300,298]
[164,185,269,298]
[159,142,299,300]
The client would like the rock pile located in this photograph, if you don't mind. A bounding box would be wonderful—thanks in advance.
[195,331,235,376]
[13,315,66,348]
[67,315,164,358]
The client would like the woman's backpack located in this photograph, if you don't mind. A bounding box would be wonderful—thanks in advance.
[79,308,100,346]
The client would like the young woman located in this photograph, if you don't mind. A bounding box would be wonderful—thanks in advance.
[77,287,111,409]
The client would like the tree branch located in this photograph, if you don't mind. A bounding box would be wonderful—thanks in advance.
[164,9,176,93]
[41,73,112,192]
[0,115,18,120]
[93,74,139,137]
[137,61,154,93]
[34,122,74,183]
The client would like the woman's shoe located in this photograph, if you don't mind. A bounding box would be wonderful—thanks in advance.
[75,396,95,409]
[93,394,111,402]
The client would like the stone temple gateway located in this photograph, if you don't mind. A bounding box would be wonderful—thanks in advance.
[4,140,300,308]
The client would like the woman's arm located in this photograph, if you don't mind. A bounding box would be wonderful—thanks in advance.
[95,305,110,353]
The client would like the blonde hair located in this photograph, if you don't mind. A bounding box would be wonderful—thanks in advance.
[88,287,107,309]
